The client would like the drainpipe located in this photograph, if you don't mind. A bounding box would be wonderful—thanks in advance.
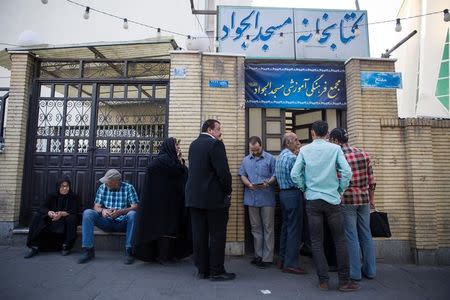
[189,0,217,15]
[381,30,417,58]
[189,0,217,51]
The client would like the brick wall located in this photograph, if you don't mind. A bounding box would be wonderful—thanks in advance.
[0,53,35,223]
[2,53,449,263]
[346,58,450,264]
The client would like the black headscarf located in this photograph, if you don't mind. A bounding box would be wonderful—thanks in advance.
[38,177,79,215]
[54,177,74,212]
[155,137,182,168]
[134,137,191,261]
[56,177,72,195]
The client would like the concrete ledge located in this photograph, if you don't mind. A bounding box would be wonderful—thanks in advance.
[374,239,414,264]
[9,227,247,254]
[437,248,450,265]
[11,227,448,264]
[415,249,437,265]
[11,226,126,236]
[415,248,450,266]
[7,226,126,250]
[225,241,245,256]
[0,221,16,245]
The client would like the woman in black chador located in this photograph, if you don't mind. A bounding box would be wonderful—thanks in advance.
[134,137,192,262]
[24,178,80,258]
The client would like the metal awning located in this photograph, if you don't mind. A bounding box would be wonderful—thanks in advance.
[0,37,178,70]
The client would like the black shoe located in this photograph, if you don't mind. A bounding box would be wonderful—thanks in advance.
[209,272,236,281]
[77,247,95,264]
[24,247,38,259]
[196,272,210,279]
[256,261,270,269]
[124,248,134,265]
[61,244,70,256]
[250,257,262,265]
[300,245,313,257]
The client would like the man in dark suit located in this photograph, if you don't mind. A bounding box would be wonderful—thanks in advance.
[185,119,235,281]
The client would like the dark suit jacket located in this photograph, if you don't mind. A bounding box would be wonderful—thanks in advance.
[185,134,232,209]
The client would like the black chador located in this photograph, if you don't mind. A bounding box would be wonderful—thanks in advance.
[134,138,192,262]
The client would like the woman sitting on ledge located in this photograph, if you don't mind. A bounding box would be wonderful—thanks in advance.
[24,177,80,258]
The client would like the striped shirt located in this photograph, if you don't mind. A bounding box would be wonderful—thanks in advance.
[341,144,376,205]
[95,182,139,221]
[274,148,298,189]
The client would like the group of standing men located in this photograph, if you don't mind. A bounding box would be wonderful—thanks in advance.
[239,120,376,291]
[24,118,376,291]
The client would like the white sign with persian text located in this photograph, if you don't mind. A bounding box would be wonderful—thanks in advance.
[218,6,370,60]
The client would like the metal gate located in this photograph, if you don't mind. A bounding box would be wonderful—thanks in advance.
[20,59,169,225]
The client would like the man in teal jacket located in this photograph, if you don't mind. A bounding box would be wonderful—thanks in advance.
[291,120,358,292]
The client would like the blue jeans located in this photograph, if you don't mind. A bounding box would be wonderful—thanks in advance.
[81,209,136,249]
[279,189,303,268]
[341,204,376,280]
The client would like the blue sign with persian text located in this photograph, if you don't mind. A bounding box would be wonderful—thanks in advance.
[209,80,229,88]
[245,64,346,109]
[218,6,369,60]
[360,72,402,89]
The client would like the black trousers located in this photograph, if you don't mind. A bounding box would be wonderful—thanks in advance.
[27,213,78,250]
[190,207,229,276]
[306,200,349,285]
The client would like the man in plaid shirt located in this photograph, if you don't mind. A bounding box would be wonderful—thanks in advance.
[78,169,139,265]
[329,128,376,281]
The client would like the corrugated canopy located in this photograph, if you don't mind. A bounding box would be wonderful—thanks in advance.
[0,37,178,70]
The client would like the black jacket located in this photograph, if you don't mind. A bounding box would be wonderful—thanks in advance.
[185,134,232,209]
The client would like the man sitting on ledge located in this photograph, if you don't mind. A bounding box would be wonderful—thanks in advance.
[78,169,139,264]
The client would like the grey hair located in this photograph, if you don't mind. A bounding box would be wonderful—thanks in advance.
[281,133,294,148]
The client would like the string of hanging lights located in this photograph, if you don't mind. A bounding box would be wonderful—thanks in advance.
[39,0,449,41]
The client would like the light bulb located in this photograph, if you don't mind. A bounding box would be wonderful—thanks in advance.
[157,28,161,39]
[123,18,128,29]
[395,18,402,32]
[83,7,90,20]
[41,0,48,4]
[354,25,361,37]
[278,32,284,45]
[444,9,450,22]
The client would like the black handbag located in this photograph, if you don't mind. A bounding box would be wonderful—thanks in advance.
[370,210,392,238]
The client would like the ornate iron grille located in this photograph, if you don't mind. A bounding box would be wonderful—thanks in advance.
[38,59,170,80]
[22,59,170,224]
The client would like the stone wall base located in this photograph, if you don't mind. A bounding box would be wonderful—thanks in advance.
[374,239,414,264]
[225,242,245,256]
[374,239,450,265]
[0,221,16,245]
[414,248,450,265]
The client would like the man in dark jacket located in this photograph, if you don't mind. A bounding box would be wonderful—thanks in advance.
[185,119,234,281]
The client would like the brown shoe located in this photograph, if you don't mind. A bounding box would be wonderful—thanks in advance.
[339,281,360,292]
[319,282,329,291]
[282,267,307,275]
